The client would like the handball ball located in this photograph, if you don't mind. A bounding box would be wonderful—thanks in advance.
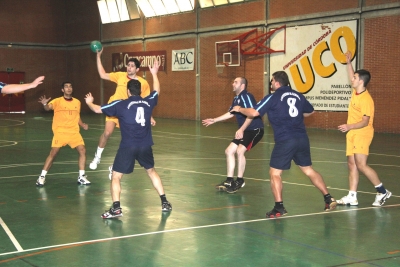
[90,40,102,53]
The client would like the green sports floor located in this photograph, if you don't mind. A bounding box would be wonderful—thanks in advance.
[0,113,399,267]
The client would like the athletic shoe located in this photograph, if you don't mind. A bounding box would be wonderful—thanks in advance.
[36,176,46,187]
[108,165,113,180]
[372,190,392,207]
[89,154,101,170]
[215,179,234,191]
[266,207,288,218]
[226,179,245,194]
[101,207,123,219]
[336,195,358,206]
[324,198,337,211]
[161,201,172,212]
[77,174,91,185]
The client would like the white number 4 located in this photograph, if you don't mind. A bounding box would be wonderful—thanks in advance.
[135,107,146,126]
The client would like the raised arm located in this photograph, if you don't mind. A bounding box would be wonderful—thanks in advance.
[85,93,103,114]
[149,60,160,94]
[97,49,110,80]
[345,51,354,80]
[2,76,44,94]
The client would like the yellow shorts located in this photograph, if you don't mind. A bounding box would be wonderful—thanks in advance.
[346,132,373,156]
[52,132,85,149]
[105,116,120,128]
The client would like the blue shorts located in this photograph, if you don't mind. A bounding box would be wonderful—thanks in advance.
[270,136,312,170]
[112,146,155,174]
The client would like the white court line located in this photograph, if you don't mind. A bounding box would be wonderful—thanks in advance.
[0,204,399,257]
[0,217,23,252]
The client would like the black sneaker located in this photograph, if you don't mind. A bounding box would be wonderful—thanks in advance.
[101,207,123,219]
[266,207,288,218]
[226,180,245,194]
[162,201,172,212]
[324,198,337,211]
[215,179,234,191]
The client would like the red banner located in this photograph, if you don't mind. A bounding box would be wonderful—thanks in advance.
[112,51,166,72]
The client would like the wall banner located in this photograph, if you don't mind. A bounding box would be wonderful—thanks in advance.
[270,20,358,111]
[112,51,167,72]
[172,48,195,71]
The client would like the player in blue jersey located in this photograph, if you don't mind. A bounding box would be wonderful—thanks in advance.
[0,76,44,94]
[85,61,172,219]
[231,71,336,217]
[202,77,264,193]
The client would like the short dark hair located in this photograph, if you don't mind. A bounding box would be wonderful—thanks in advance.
[61,82,72,88]
[272,71,290,88]
[127,79,141,96]
[238,77,248,90]
[355,69,371,87]
[128,58,141,69]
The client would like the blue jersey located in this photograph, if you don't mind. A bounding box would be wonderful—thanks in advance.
[0,82,6,93]
[101,91,158,148]
[229,90,264,130]
[255,86,313,142]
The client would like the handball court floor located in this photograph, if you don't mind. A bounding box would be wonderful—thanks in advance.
[0,113,399,267]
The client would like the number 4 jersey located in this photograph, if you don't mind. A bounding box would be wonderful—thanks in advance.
[101,91,158,148]
[255,86,313,142]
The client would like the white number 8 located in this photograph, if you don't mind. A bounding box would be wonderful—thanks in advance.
[135,107,146,126]
[287,98,298,117]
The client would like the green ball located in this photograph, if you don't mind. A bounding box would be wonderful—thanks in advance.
[90,40,102,53]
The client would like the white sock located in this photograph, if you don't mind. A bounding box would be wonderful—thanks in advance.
[374,183,382,189]
[40,170,47,177]
[96,147,104,158]
[349,191,357,198]
[79,170,85,176]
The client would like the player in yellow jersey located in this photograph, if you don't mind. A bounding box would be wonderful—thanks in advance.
[89,48,155,170]
[337,51,391,207]
[36,82,90,186]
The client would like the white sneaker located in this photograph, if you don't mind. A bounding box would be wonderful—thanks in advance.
[108,165,113,180]
[336,195,358,206]
[36,176,46,187]
[89,154,101,170]
[372,190,392,206]
[77,174,91,185]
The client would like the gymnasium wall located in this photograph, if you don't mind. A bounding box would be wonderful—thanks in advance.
[0,0,399,133]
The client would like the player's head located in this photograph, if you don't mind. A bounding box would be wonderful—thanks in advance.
[232,77,247,94]
[127,79,141,96]
[354,69,371,88]
[61,82,73,95]
[128,58,141,69]
[271,71,289,90]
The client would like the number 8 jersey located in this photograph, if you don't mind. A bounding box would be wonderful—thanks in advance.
[101,91,158,148]
[255,86,313,142]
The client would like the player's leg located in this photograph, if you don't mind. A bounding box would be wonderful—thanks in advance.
[226,128,264,194]
[140,146,172,212]
[215,142,237,191]
[75,144,90,185]
[266,167,288,218]
[101,170,124,219]
[37,135,62,186]
[90,119,117,170]
[354,153,391,206]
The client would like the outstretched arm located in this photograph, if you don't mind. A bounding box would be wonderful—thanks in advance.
[97,49,110,80]
[85,93,103,113]
[2,76,44,94]
[202,112,234,127]
[149,60,160,94]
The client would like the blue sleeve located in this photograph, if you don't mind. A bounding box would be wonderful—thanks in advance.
[101,100,122,117]
[146,91,159,107]
[255,94,274,117]
[240,93,256,108]
[0,82,6,93]
[303,97,314,113]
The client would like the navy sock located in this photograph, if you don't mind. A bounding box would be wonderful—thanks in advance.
[324,193,332,203]
[237,177,244,182]
[227,177,234,181]
[274,202,284,210]
[160,194,168,203]
[375,184,386,194]
[113,201,120,209]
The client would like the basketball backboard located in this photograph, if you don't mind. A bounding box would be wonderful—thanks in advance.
[215,40,241,67]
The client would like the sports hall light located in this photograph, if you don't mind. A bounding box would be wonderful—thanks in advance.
[97,0,141,24]
[135,0,195,18]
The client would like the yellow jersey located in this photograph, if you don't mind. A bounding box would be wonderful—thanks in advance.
[49,97,81,134]
[108,72,150,103]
